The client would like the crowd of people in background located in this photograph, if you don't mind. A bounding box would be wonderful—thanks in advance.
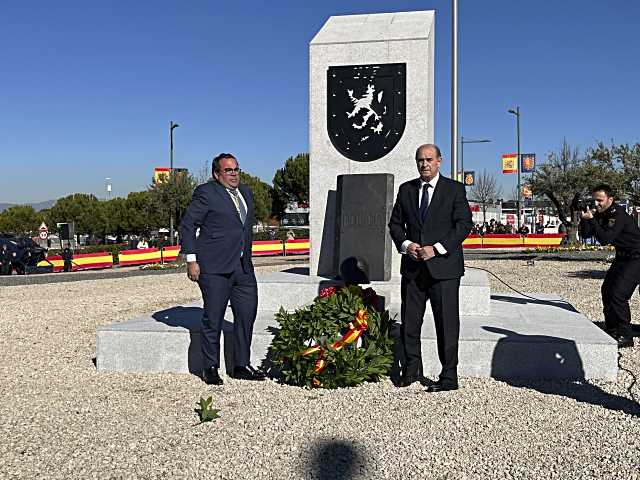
[471,219,566,236]
[471,220,517,235]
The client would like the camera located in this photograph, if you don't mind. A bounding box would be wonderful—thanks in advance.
[577,199,595,213]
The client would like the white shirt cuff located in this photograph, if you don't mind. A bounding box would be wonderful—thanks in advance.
[434,242,447,255]
[401,240,412,254]
[186,254,197,262]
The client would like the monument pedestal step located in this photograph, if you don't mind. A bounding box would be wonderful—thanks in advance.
[256,268,490,315]
[96,293,617,381]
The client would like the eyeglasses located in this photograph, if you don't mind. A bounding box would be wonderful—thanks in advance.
[222,167,240,174]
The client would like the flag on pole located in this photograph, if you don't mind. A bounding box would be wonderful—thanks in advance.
[521,154,536,173]
[463,170,475,186]
[502,154,517,174]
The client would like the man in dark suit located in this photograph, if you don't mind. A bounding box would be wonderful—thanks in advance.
[181,153,265,385]
[388,144,473,392]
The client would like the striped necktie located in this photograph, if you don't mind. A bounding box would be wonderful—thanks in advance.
[229,189,247,224]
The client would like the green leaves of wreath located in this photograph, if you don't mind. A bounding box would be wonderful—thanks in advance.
[270,285,395,389]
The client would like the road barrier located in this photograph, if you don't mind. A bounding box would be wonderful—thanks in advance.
[462,233,565,249]
[36,235,564,273]
[38,251,114,272]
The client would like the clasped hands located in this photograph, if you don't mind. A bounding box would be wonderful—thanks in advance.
[407,242,436,262]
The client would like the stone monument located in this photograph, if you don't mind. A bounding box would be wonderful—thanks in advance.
[309,11,435,277]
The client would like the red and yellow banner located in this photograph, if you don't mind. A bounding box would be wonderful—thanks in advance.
[38,251,114,272]
[502,154,518,174]
[252,240,284,256]
[284,239,310,255]
[462,234,565,249]
[118,247,181,266]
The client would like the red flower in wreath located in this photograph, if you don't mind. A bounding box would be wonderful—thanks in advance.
[319,286,337,298]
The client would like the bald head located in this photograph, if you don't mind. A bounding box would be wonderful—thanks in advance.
[415,144,442,181]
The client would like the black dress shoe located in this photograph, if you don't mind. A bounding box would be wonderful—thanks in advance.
[202,367,223,385]
[425,380,458,393]
[231,365,266,381]
[617,335,634,349]
[395,375,420,388]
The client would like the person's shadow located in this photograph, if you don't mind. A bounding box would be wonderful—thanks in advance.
[484,326,640,417]
[152,305,234,376]
[305,439,365,480]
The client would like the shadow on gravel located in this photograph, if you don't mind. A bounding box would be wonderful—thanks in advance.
[306,439,365,480]
[152,306,234,376]
[491,295,579,313]
[486,326,640,418]
[566,269,607,279]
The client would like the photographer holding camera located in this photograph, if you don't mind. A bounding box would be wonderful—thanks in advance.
[580,184,640,348]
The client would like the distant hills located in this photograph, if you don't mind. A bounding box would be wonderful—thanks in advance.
[0,199,56,212]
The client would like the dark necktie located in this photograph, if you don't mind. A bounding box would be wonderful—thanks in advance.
[420,183,430,221]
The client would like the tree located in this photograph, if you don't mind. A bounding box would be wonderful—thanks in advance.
[468,170,502,223]
[98,198,128,242]
[529,140,621,242]
[271,153,309,218]
[239,171,272,224]
[148,172,197,231]
[46,194,102,237]
[589,141,640,204]
[124,191,155,235]
[0,205,41,235]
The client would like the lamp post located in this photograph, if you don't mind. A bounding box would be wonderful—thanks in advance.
[169,121,179,246]
[460,137,491,184]
[451,0,459,179]
[508,106,521,229]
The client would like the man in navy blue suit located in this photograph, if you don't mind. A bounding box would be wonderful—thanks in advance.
[180,153,265,385]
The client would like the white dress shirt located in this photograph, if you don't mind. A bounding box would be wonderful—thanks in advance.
[401,173,448,256]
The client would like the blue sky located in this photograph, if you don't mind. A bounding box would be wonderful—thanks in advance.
[1,1,639,204]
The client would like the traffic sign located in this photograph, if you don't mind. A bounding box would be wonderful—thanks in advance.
[39,222,48,239]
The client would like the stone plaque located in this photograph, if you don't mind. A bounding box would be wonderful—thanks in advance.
[334,173,394,281]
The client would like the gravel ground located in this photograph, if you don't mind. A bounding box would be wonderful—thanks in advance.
[1,259,639,479]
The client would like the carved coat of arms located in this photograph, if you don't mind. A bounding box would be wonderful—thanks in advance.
[327,63,406,162]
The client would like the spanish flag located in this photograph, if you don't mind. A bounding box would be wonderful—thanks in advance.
[502,154,518,174]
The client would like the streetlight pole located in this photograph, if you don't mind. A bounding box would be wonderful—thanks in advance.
[169,121,179,246]
[460,137,491,185]
[508,107,521,229]
[451,0,459,180]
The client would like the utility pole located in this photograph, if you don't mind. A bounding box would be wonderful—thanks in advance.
[451,0,459,180]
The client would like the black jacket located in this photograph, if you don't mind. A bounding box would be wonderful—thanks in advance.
[580,203,640,254]
[180,181,254,274]
[388,176,473,280]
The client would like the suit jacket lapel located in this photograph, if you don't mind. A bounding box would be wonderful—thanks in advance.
[409,179,422,226]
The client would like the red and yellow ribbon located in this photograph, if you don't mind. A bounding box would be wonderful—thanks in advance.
[300,309,370,387]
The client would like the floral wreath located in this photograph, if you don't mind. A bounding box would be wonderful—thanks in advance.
[269,284,395,389]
